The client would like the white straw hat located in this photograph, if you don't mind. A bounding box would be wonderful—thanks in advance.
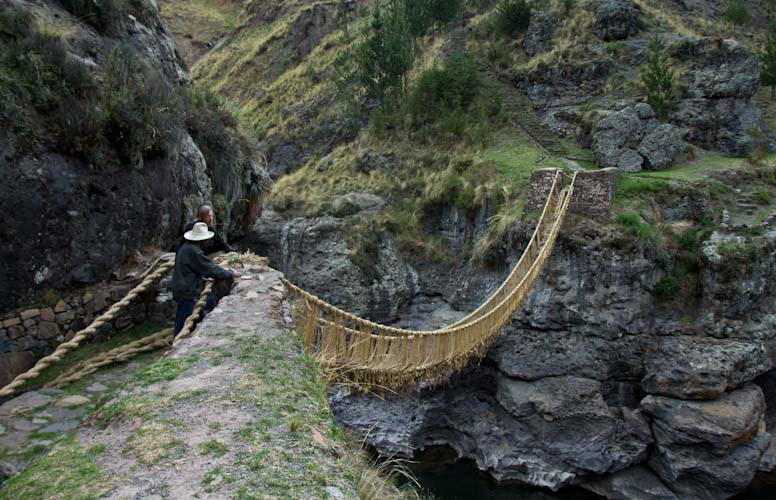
[184,222,215,241]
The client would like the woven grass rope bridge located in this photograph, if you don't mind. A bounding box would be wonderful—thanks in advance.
[283,170,578,390]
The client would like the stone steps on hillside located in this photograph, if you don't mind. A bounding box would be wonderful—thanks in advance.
[444,28,467,60]
[444,28,569,160]
[490,73,568,157]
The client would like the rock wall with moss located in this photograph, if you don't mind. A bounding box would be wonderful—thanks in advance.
[0,0,271,313]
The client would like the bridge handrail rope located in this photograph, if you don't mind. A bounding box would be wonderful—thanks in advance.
[283,170,577,389]
[445,170,564,329]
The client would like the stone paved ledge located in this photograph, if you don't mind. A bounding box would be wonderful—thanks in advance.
[3,265,408,500]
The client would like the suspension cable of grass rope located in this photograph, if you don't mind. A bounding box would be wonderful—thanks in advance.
[283,170,578,391]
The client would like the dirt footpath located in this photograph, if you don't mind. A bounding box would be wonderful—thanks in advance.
[3,265,400,500]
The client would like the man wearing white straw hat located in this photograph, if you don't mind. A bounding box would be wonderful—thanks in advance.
[172,222,239,336]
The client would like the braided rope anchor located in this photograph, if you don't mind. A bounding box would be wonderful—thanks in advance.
[48,328,174,388]
[48,275,216,387]
[172,280,214,346]
[0,255,175,398]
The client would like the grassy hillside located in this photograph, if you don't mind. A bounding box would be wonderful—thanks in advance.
[161,0,776,266]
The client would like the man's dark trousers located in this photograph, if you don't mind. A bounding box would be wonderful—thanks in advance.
[174,298,196,336]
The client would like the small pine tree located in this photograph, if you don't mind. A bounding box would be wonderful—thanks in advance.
[429,0,463,28]
[642,34,674,121]
[495,0,531,38]
[403,0,433,39]
[762,24,776,99]
[724,0,750,26]
[356,1,414,99]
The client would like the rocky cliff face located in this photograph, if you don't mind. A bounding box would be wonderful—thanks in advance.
[517,2,774,169]
[309,209,776,500]
[0,0,271,312]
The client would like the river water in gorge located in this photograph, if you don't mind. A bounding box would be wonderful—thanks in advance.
[405,445,776,500]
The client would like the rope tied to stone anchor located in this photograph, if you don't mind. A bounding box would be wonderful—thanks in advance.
[0,255,177,397]
[283,170,578,391]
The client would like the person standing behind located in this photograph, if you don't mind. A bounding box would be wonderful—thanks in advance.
[180,205,233,255]
[172,222,239,336]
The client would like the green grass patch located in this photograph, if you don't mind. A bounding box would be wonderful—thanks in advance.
[132,354,199,386]
[476,134,546,184]
[629,151,776,183]
[617,212,660,239]
[3,436,111,499]
[199,439,229,457]
[17,322,165,392]
[617,175,670,197]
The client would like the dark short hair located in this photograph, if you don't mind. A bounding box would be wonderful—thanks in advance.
[197,205,212,219]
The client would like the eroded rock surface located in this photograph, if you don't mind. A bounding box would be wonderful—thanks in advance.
[591,104,684,171]
[524,12,556,58]
[641,336,773,399]
[642,385,770,500]
[667,37,774,154]
[593,0,642,41]
[330,369,651,490]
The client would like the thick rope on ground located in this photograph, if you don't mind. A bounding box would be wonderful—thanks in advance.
[48,328,174,388]
[0,255,175,397]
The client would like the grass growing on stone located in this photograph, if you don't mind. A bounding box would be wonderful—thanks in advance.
[124,420,187,465]
[131,354,199,387]
[2,436,111,499]
[227,333,414,500]
[17,322,166,393]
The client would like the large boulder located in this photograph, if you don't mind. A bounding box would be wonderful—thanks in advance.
[592,104,685,171]
[593,0,642,41]
[638,124,684,170]
[244,212,416,322]
[523,12,556,58]
[666,36,774,154]
[669,37,759,99]
[330,370,652,491]
[672,97,772,155]
[641,384,770,500]
[583,465,679,500]
[490,327,646,383]
[515,57,613,108]
[641,336,773,400]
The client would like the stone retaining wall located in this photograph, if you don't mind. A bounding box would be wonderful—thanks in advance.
[0,278,176,387]
[526,167,620,218]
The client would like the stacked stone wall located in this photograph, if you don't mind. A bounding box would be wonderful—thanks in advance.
[525,167,620,218]
[0,278,176,387]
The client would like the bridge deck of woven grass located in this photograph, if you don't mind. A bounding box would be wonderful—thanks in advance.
[283,170,577,390]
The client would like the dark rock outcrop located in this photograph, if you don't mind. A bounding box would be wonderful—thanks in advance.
[523,12,556,58]
[330,369,652,490]
[515,57,613,108]
[0,0,272,312]
[641,337,773,400]
[583,465,679,500]
[244,211,416,322]
[326,215,776,499]
[593,0,642,41]
[591,104,685,171]
[667,37,774,154]
[641,384,770,500]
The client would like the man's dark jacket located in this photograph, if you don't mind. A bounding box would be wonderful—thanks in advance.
[177,220,232,255]
[172,242,234,300]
